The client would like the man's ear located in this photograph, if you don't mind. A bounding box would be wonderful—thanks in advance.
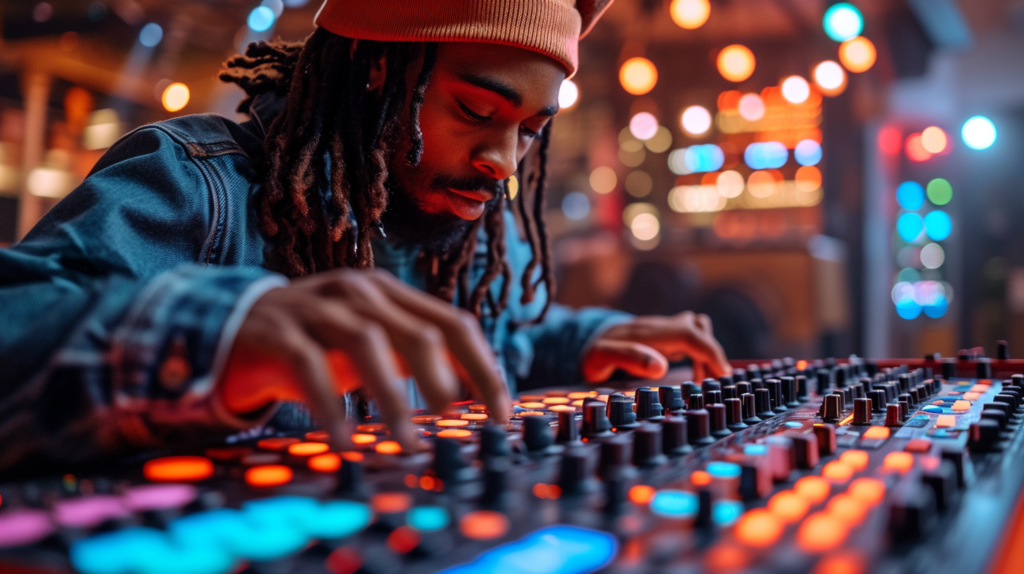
[368,51,387,93]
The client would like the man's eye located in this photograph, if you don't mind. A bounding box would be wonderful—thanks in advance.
[457,101,490,122]
[520,126,540,138]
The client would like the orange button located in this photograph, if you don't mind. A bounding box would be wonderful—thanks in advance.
[287,442,330,456]
[437,419,470,428]
[143,456,214,482]
[826,494,868,526]
[861,426,890,441]
[735,509,785,547]
[628,484,655,505]
[518,402,546,409]
[518,411,548,417]
[690,470,711,487]
[767,490,810,523]
[304,430,330,441]
[883,452,914,473]
[970,384,989,392]
[904,438,932,453]
[964,392,982,401]
[307,452,342,473]
[951,400,971,412]
[371,492,412,514]
[351,433,377,445]
[542,397,570,405]
[375,440,403,454]
[567,391,596,399]
[847,477,886,506]
[822,461,855,483]
[794,476,831,504]
[244,464,293,487]
[437,429,472,438]
[570,400,585,406]
[459,510,510,540]
[797,512,849,553]
[548,405,576,412]
[811,550,867,574]
[257,437,300,451]
[412,415,441,424]
[838,449,869,471]
[461,413,489,420]
[935,415,957,428]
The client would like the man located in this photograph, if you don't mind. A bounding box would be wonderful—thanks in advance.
[0,0,729,470]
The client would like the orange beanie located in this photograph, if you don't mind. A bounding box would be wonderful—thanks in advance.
[314,0,614,76]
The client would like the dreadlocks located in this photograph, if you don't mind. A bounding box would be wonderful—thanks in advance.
[219,29,554,321]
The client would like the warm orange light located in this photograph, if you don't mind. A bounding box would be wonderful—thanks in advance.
[518,411,548,417]
[718,90,742,112]
[838,37,876,73]
[567,391,596,399]
[461,413,489,420]
[459,510,510,540]
[518,402,546,409]
[717,45,756,83]
[371,492,412,514]
[847,477,886,506]
[308,452,342,473]
[811,551,867,574]
[690,470,712,487]
[542,397,570,405]
[305,430,330,441]
[826,494,868,526]
[951,400,971,412]
[532,483,562,500]
[935,414,956,428]
[796,512,848,553]
[906,133,932,161]
[143,456,214,482]
[822,461,855,483]
[964,392,982,401]
[258,437,300,451]
[838,449,869,471]
[341,451,364,462]
[796,360,808,371]
[861,426,890,440]
[921,126,948,154]
[570,400,585,407]
[387,526,420,554]
[419,475,437,490]
[794,476,831,504]
[704,543,750,572]
[620,57,658,95]
[548,405,576,413]
[351,433,377,445]
[628,484,655,505]
[437,429,473,438]
[767,490,810,523]
[288,442,330,456]
[244,464,293,487]
[882,452,914,474]
[970,383,990,392]
[670,0,711,30]
[161,83,190,113]
[437,419,470,427]
[412,415,441,424]
[375,440,402,454]
[734,509,784,548]
[794,166,822,192]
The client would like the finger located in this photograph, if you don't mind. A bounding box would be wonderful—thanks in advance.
[582,339,669,383]
[367,272,511,424]
[692,314,731,377]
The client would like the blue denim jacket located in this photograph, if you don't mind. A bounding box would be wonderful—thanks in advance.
[0,93,629,470]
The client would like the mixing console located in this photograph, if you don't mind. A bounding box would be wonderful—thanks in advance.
[2,354,1024,574]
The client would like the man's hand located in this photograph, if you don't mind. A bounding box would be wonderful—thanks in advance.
[217,269,510,451]
[581,311,731,384]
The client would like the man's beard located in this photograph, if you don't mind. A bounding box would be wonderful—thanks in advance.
[380,173,502,254]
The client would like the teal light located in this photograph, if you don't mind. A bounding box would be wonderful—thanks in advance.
[650,490,698,519]
[407,506,450,532]
[712,500,745,527]
[962,116,997,150]
[823,3,864,42]
[706,461,741,478]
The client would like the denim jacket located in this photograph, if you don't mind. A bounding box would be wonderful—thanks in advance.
[0,93,629,471]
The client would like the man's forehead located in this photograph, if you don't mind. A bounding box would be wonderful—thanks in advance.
[435,42,565,104]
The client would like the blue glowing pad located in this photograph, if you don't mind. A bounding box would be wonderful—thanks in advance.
[784,421,803,428]
[408,505,450,532]
[438,525,617,574]
[650,490,698,519]
[706,461,742,478]
[70,527,234,574]
[241,495,370,539]
[712,500,744,527]
[744,444,768,456]
[169,508,308,562]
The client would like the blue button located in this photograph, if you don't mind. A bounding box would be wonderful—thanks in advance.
[706,462,741,479]
[743,444,768,456]
[408,506,450,532]
[712,500,744,527]
[784,421,803,428]
[649,490,698,519]
[438,525,617,574]
[169,508,308,562]
[922,406,943,413]
[70,527,234,574]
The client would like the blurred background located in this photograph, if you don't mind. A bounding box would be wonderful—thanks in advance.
[0,0,1022,362]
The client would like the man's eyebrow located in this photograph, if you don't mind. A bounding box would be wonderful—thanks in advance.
[457,74,560,116]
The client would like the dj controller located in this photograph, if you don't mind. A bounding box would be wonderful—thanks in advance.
[2,353,1024,574]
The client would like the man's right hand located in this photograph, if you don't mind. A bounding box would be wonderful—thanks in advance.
[217,269,511,451]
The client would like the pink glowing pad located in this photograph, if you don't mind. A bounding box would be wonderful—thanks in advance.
[53,495,129,528]
[0,509,54,548]
[123,484,198,511]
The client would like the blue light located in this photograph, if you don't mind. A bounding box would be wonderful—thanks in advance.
[683,144,725,173]
[962,116,997,150]
[924,295,948,318]
[896,181,925,211]
[407,506,450,532]
[897,212,924,242]
[823,3,864,42]
[784,421,803,428]
[712,500,744,527]
[247,6,276,32]
[438,526,617,574]
[650,490,699,519]
[896,298,922,320]
[794,139,822,166]
[706,461,742,479]
[744,142,788,170]
[743,444,767,456]
[923,210,951,241]
[561,191,590,220]
[169,508,308,562]
[139,23,163,48]
[242,496,371,540]
[70,527,234,574]
[283,0,310,6]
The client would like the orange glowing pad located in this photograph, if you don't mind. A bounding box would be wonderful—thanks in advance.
[548,405,576,413]
[734,509,784,547]
[411,415,441,424]
[351,433,377,445]
[518,411,548,417]
[375,441,402,454]
[387,526,420,554]
[372,492,412,514]
[628,484,655,505]
[571,400,585,407]
[143,456,214,482]
[847,477,886,505]
[567,391,596,400]
[287,442,330,456]
[304,430,330,441]
[542,397,570,405]
[307,453,342,473]
[883,452,914,473]
[767,490,810,523]
[419,475,437,491]
[244,464,293,487]
[518,402,546,409]
[532,483,562,500]
[903,438,933,453]
[826,494,868,525]
[436,419,470,428]
[341,451,364,462]
[794,476,831,504]
[964,392,982,401]
[459,510,510,540]
[970,384,989,392]
[822,461,855,483]
[257,437,300,451]
[951,400,972,412]
[461,413,488,420]
[811,551,867,574]
[690,470,712,487]
[838,449,869,471]
[797,512,849,553]
[935,415,957,428]
[705,543,750,573]
[861,426,890,440]
[436,429,472,438]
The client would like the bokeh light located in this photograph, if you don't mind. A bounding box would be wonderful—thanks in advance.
[878,126,902,156]
[717,170,745,198]
[962,116,997,150]
[904,133,931,162]
[717,45,756,83]
[795,166,822,192]
[813,61,846,94]
[781,76,810,104]
[629,112,659,140]
[926,178,952,205]
[684,144,726,172]
[625,171,653,197]
[738,93,766,121]
[823,3,864,42]
[920,243,945,269]
[670,0,711,30]
[247,6,276,32]
[668,149,691,175]
[794,139,822,166]
[161,83,190,112]
[920,126,947,154]
[620,57,658,95]
[561,192,590,220]
[896,181,925,211]
[681,105,712,135]
[839,37,876,73]
[139,23,163,48]
[896,298,922,320]
[718,90,741,112]
[747,170,782,198]
[897,212,924,242]
[744,141,788,170]
[645,126,673,153]
[558,80,579,109]
[631,212,661,241]
[590,166,617,194]
[924,210,951,241]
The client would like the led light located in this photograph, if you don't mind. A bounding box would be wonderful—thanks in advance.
[143,456,214,482]
[436,429,472,438]
[407,506,449,532]
[650,490,699,519]
[794,139,822,166]
[630,112,660,141]
[795,166,822,192]
[839,36,876,73]
[767,491,810,523]
[839,449,869,471]
[734,509,784,547]
[589,167,616,194]
[897,213,924,242]
[351,433,377,444]
[813,60,846,93]
[896,181,925,211]
[307,453,341,473]
[287,442,330,456]
[823,3,864,42]
[670,0,711,30]
[896,298,922,320]
[744,142,788,170]
[737,93,765,121]
[920,243,945,269]
[375,440,402,454]
[921,126,948,154]
[139,23,163,48]
[247,6,276,32]
[684,144,725,172]
[244,465,293,487]
[717,45,756,83]
[628,485,655,505]
[620,57,658,95]
[882,452,914,473]
[681,105,712,135]
[923,211,951,241]
[794,477,831,502]
[458,510,509,540]
[630,213,660,241]
[436,419,469,427]
[747,170,781,198]
[716,170,745,198]
[781,76,810,104]
[161,83,190,113]
[822,460,854,482]
[561,191,590,220]
[848,477,886,505]
[558,80,579,109]
[797,512,849,552]
[926,178,952,205]
[962,116,997,150]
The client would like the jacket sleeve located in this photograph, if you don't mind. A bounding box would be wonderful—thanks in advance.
[0,127,285,471]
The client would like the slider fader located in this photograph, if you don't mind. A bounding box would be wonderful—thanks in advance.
[2,353,1024,574]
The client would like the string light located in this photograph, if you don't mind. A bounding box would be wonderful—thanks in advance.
[629,112,659,140]
[737,93,765,121]
[839,37,876,73]
[920,126,947,154]
[161,83,190,113]
[962,116,997,150]
[781,76,810,104]
[823,3,864,42]
[681,106,712,135]
[904,133,931,162]
[717,45,756,82]
[670,0,711,30]
[813,61,846,95]
[620,57,658,95]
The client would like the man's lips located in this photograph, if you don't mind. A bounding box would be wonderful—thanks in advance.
[447,187,495,203]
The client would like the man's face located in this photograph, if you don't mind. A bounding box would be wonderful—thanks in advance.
[386,42,565,235]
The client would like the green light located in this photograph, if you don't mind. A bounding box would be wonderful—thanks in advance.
[927,178,952,205]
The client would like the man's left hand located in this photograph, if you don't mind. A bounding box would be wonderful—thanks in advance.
[581,311,731,384]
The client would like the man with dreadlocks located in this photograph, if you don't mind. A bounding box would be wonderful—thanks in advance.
[0,0,729,468]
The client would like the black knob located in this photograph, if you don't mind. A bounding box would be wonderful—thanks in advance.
[602,473,628,514]
[939,445,970,487]
[980,409,1007,431]
[635,388,664,421]
[922,459,959,512]
[767,379,786,413]
[795,376,809,401]
[558,447,593,496]
[823,394,843,422]
[835,366,848,388]
[705,390,723,406]
[997,340,1010,360]
[739,462,773,501]
[885,403,902,427]
[982,401,1010,419]
[685,408,714,447]
[898,399,911,421]
[662,416,691,456]
[702,379,722,394]
[479,424,510,461]
[900,392,915,408]
[858,377,874,395]
[889,481,937,540]
[337,454,366,497]
[481,457,509,507]
[736,381,753,397]
[722,385,738,400]
[853,398,873,425]
[523,416,555,453]
[977,358,992,379]
[582,401,613,438]
[812,423,837,456]
[898,373,911,393]
[750,378,764,391]
[688,393,705,411]
[969,419,1001,452]
[607,395,639,430]
[433,438,468,483]
[724,398,747,431]
[682,381,702,401]
[785,431,820,469]
[941,358,957,379]
[658,386,685,413]
[696,490,714,529]
[719,375,734,388]
[755,388,775,419]
[741,393,760,425]
[781,376,799,408]
[597,434,632,479]
[870,390,887,412]
[632,422,668,467]
[708,403,731,438]
[556,410,580,444]
[1012,374,1024,387]
[994,393,1019,411]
